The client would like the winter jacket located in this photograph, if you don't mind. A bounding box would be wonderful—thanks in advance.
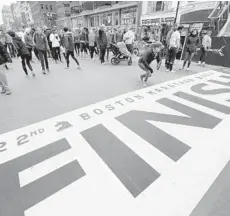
[49,33,60,48]
[7,31,29,56]
[0,42,12,65]
[166,29,174,46]
[202,34,212,50]
[169,30,181,49]
[24,33,34,48]
[138,49,161,73]
[115,32,123,43]
[186,35,200,53]
[79,32,87,43]
[5,33,13,44]
[74,34,80,43]
[88,33,95,46]
[63,31,75,51]
[33,33,49,51]
[97,31,107,48]
[123,30,135,44]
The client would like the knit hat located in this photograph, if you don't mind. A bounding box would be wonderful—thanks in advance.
[7,30,16,37]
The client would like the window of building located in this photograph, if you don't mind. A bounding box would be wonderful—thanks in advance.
[115,11,119,25]
[50,5,52,10]
[41,4,44,9]
[156,1,163,12]
[46,5,48,10]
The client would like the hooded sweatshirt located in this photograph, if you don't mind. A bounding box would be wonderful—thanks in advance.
[97,30,107,48]
[64,31,75,51]
[7,31,29,56]
[0,41,11,65]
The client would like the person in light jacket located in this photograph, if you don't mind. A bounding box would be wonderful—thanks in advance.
[50,28,61,63]
[24,28,35,61]
[199,30,212,66]
[0,41,12,95]
[88,29,96,61]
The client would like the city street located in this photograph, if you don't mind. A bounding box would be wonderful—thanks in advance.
[0,55,230,216]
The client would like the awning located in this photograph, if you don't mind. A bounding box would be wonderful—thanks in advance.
[180,9,213,24]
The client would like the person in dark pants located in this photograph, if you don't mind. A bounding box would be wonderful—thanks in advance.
[79,28,88,58]
[50,28,61,63]
[168,26,183,73]
[97,25,107,64]
[24,28,35,61]
[181,29,200,71]
[138,41,163,86]
[7,30,35,77]
[33,27,50,74]
[74,29,80,56]
[63,27,82,70]
[88,29,96,60]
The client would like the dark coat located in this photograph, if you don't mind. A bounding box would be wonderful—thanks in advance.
[0,42,12,65]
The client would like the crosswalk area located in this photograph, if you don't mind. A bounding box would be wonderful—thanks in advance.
[1,70,230,216]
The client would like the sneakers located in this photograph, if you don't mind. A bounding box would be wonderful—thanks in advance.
[166,69,169,72]
[180,68,184,70]
[65,66,70,69]
[198,61,201,65]
[170,70,176,73]
[42,70,46,75]
[186,68,190,71]
[140,75,144,82]
[142,82,147,87]
[47,69,50,73]
[32,72,36,77]
[1,89,11,95]
[77,65,82,70]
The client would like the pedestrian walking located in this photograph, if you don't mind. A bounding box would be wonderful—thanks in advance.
[199,29,212,66]
[138,41,164,86]
[181,29,200,71]
[50,28,62,63]
[33,27,50,74]
[8,30,35,77]
[167,26,183,73]
[63,27,82,70]
[0,41,12,95]
[165,25,177,70]
[123,27,135,55]
[106,28,115,61]
[89,29,96,61]
[74,29,80,56]
[24,28,35,61]
[30,28,40,61]
[114,28,123,43]
[97,25,107,64]
[79,28,88,58]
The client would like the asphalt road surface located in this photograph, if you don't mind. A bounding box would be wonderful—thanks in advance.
[0,55,230,216]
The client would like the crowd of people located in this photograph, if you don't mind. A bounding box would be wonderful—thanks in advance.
[0,23,212,95]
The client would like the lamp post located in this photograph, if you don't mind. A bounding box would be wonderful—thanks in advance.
[174,1,180,24]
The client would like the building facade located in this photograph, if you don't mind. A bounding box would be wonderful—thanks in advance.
[71,1,142,30]
[10,3,23,30]
[1,5,14,31]
[56,1,72,29]
[29,1,58,28]
[19,1,34,27]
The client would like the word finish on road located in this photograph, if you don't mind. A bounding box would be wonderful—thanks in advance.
[1,70,230,216]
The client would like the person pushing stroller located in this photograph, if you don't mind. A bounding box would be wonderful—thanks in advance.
[138,41,164,86]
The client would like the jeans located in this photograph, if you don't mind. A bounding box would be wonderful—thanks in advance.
[200,47,206,63]
[183,50,195,68]
[0,64,9,90]
[34,47,40,60]
[27,47,33,61]
[75,43,80,55]
[52,47,62,61]
[99,47,106,63]
[38,49,49,71]
[89,46,96,59]
[168,47,177,71]
[66,50,79,67]
[21,54,33,75]
[80,43,87,53]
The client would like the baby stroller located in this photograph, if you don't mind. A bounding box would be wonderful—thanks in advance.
[110,42,132,66]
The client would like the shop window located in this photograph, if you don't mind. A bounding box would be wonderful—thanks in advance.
[41,4,44,9]
[156,1,163,12]
[46,5,48,10]
[50,5,52,11]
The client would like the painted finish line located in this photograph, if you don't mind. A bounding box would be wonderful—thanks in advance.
[1,70,230,216]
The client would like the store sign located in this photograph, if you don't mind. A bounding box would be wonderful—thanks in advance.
[142,18,160,25]
[161,17,174,24]
[189,23,203,32]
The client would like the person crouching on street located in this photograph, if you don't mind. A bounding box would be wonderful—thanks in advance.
[63,27,82,70]
[0,41,12,95]
[33,27,50,74]
[8,30,35,77]
[138,41,164,86]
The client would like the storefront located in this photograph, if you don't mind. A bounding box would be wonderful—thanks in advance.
[121,7,137,26]
[71,16,84,29]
